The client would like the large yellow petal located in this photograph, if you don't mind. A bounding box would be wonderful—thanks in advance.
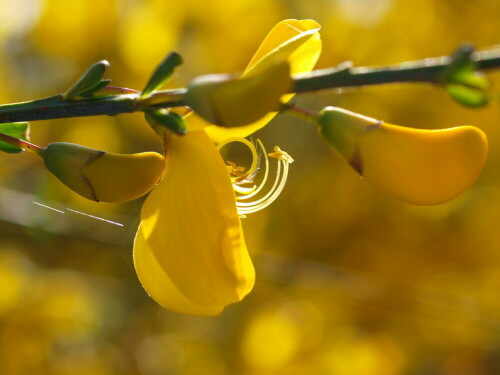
[134,226,224,316]
[194,19,322,142]
[136,129,255,312]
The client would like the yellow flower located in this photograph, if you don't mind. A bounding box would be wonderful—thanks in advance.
[133,19,322,315]
[317,107,488,205]
[184,60,292,128]
[187,19,322,143]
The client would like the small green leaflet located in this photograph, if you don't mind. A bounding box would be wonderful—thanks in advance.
[63,60,110,99]
[141,52,183,98]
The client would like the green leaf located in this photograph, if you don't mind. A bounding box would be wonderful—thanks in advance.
[0,122,30,153]
[141,52,183,98]
[446,83,489,107]
[441,44,490,107]
[63,60,110,99]
[145,109,187,135]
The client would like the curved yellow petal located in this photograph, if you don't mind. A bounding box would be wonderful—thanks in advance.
[136,129,254,313]
[193,19,322,143]
[359,124,488,205]
[134,226,224,316]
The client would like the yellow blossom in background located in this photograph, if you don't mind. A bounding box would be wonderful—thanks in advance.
[133,19,322,315]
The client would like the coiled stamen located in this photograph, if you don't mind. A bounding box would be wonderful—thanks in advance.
[217,138,293,217]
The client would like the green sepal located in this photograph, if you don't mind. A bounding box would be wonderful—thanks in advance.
[0,122,30,153]
[315,107,380,173]
[79,79,112,98]
[145,109,187,135]
[40,142,102,201]
[440,44,490,107]
[141,52,183,98]
[63,60,110,99]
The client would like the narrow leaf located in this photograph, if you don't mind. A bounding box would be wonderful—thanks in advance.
[141,52,183,98]
[63,60,110,99]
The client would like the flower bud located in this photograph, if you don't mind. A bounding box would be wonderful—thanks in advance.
[184,60,291,127]
[41,142,165,202]
[317,106,488,205]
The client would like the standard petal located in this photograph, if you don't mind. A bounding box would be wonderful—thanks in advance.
[245,19,321,75]
[137,129,255,310]
[134,226,224,316]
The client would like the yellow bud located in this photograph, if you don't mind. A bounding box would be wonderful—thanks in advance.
[317,107,488,205]
[41,143,165,202]
[184,61,291,127]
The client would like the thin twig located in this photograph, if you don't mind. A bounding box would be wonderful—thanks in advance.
[0,46,498,124]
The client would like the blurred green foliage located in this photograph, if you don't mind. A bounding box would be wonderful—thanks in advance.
[0,0,499,374]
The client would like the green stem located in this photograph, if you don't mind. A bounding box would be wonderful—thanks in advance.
[0,94,138,123]
[0,47,498,124]
[292,48,500,92]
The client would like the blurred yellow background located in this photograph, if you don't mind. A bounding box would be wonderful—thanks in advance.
[0,0,499,374]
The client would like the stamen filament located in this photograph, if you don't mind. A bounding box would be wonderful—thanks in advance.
[236,139,270,201]
[236,158,282,207]
[236,160,290,214]
[218,137,292,217]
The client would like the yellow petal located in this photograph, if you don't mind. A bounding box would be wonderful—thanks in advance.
[359,123,488,205]
[83,151,165,202]
[134,226,224,316]
[193,19,322,142]
[135,129,254,314]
